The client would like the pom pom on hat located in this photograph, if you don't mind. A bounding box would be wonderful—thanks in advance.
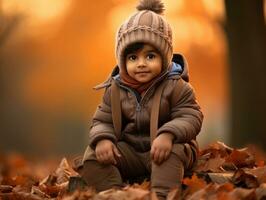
[136,0,165,14]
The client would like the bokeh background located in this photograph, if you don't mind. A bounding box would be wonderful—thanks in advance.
[0,0,265,157]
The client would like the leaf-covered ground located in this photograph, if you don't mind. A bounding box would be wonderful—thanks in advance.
[1,141,266,200]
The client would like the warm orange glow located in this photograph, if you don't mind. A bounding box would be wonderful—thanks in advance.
[2,0,73,38]
[1,0,228,147]
[2,0,72,23]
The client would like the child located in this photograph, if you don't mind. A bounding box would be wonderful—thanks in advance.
[79,0,203,199]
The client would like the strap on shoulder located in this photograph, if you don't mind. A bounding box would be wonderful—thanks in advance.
[150,78,184,142]
[111,80,121,140]
[150,82,166,142]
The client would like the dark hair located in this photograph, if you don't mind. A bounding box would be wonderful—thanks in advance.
[123,42,145,58]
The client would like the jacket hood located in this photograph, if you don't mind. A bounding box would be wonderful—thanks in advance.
[170,54,189,82]
[94,53,189,90]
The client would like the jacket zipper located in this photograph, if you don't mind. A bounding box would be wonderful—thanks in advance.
[116,71,168,131]
[119,85,143,145]
[119,84,142,130]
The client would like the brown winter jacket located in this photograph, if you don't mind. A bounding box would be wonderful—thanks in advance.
[85,54,203,157]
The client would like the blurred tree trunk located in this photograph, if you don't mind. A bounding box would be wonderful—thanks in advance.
[225,0,266,149]
[0,1,23,151]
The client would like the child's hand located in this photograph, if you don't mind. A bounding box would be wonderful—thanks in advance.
[151,133,174,165]
[95,139,121,165]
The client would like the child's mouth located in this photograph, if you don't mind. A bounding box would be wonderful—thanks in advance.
[135,71,150,75]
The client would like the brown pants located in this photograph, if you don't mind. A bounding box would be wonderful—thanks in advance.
[79,141,197,199]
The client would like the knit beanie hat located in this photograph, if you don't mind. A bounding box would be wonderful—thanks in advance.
[115,0,173,74]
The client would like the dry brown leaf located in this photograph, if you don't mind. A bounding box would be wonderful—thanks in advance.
[255,183,266,200]
[96,187,150,200]
[8,176,38,194]
[256,160,265,168]
[185,183,217,200]
[225,149,255,168]
[131,179,150,190]
[182,174,207,195]
[167,187,181,200]
[199,141,233,158]
[62,189,96,200]
[39,173,57,186]
[55,157,72,184]
[31,185,50,198]
[13,191,44,200]
[232,169,259,188]
[182,175,234,199]
[39,183,63,198]
[0,184,13,193]
[215,183,235,200]
[195,154,225,173]
[125,187,150,200]
[207,172,234,184]
[227,188,256,200]
[245,145,266,167]
[217,182,235,192]
[246,166,266,184]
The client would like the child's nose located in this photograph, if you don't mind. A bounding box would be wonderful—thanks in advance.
[137,57,146,67]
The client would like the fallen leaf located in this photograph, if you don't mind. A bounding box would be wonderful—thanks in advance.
[39,184,63,198]
[185,183,217,200]
[195,154,225,173]
[0,184,13,193]
[96,187,150,200]
[39,173,57,186]
[167,186,181,200]
[31,185,50,198]
[132,179,150,190]
[231,169,259,189]
[255,183,266,200]
[55,158,72,184]
[182,174,207,195]
[228,188,256,200]
[199,141,233,158]
[225,149,255,168]
[62,189,96,200]
[207,172,234,184]
[246,166,266,184]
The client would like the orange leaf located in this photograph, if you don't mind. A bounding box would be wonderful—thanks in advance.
[182,174,207,194]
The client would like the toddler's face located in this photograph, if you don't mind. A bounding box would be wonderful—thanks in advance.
[125,44,162,83]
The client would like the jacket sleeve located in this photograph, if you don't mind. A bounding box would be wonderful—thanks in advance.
[157,79,203,143]
[88,86,117,149]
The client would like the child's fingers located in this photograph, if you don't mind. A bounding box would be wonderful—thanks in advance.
[96,153,104,164]
[157,150,165,164]
[95,148,105,163]
[105,152,116,165]
[164,150,170,160]
[101,152,110,164]
[108,151,117,165]
[153,149,160,163]
[97,151,110,165]
[113,146,121,157]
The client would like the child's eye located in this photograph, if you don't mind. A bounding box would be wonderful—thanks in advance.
[128,55,137,61]
[147,53,156,59]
